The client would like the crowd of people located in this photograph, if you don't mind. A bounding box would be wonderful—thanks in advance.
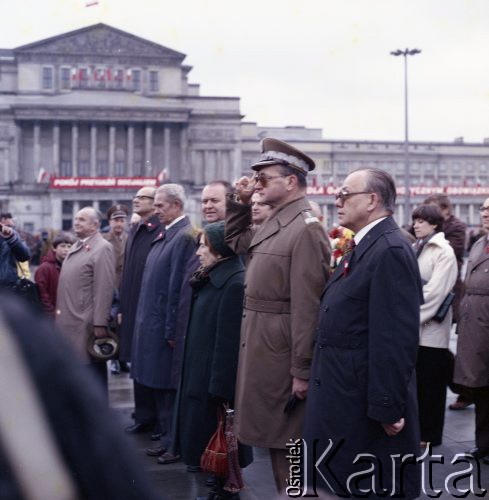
[0,137,488,499]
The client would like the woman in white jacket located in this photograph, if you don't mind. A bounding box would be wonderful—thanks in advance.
[412,204,458,447]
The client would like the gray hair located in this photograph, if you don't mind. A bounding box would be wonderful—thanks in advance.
[356,168,396,215]
[156,183,187,209]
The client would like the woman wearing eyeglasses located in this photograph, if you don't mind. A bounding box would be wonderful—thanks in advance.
[412,204,457,448]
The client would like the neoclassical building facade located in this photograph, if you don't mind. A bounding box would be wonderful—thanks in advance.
[0,23,488,231]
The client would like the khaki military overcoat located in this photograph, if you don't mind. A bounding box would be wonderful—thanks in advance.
[56,232,115,363]
[225,195,330,449]
[454,235,489,387]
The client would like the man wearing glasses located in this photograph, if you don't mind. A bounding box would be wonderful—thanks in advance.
[304,168,423,498]
[224,138,331,493]
[118,187,162,436]
[453,198,489,463]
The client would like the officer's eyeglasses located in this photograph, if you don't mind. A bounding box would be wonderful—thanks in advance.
[252,173,288,186]
[335,189,373,203]
[479,205,489,212]
[134,195,154,200]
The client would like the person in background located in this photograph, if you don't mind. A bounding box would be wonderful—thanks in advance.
[201,181,233,224]
[56,207,115,393]
[176,222,253,500]
[103,204,130,290]
[412,204,457,447]
[34,232,74,318]
[0,222,30,290]
[250,192,272,227]
[453,197,489,463]
[104,204,130,375]
[1,212,31,280]
[119,187,161,436]
[132,184,196,465]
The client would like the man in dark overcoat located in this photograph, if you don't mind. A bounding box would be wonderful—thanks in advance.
[118,187,161,434]
[131,183,196,463]
[225,138,331,492]
[304,168,423,499]
[453,197,489,462]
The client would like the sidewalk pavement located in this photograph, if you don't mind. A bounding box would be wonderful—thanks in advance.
[108,330,489,499]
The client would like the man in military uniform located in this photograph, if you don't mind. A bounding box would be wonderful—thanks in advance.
[225,138,331,493]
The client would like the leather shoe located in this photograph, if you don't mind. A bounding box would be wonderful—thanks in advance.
[146,446,166,457]
[466,447,489,459]
[150,432,163,441]
[157,451,181,464]
[449,399,473,410]
[125,422,152,434]
[187,465,201,473]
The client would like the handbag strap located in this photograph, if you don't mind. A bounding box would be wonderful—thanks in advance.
[0,312,78,500]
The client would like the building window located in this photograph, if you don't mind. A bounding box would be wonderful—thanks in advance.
[97,161,108,177]
[132,69,141,91]
[60,67,71,90]
[42,67,53,89]
[149,70,159,92]
[94,68,106,89]
[113,69,124,89]
[79,161,90,176]
[60,161,72,176]
[115,161,125,176]
[79,68,89,89]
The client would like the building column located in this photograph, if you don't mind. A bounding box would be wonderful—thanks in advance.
[14,123,22,182]
[52,122,60,176]
[144,124,152,176]
[468,203,475,226]
[50,196,63,230]
[71,123,78,177]
[164,125,171,179]
[109,124,116,176]
[127,125,134,176]
[233,147,241,182]
[33,122,41,180]
[180,125,189,181]
[90,123,97,177]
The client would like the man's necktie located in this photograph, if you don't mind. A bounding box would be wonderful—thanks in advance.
[342,239,356,276]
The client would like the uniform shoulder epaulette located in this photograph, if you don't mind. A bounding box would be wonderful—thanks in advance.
[302,210,320,225]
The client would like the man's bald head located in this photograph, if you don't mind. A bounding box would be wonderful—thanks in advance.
[73,207,101,238]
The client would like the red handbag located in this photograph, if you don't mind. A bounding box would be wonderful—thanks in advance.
[200,407,228,477]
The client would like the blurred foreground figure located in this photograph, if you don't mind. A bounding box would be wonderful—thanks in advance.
[0,292,161,500]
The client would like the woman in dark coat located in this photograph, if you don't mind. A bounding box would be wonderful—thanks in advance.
[176,221,252,500]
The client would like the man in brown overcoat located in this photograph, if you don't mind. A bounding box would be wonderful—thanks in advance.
[56,207,115,392]
[225,138,331,492]
[453,197,489,462]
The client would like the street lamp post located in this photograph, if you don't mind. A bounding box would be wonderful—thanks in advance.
[390,48,421,226]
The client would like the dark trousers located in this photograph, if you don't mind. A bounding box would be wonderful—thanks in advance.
[154,389,176,450]
[133,379,158,426]
[474,386,489,451]
[416,346,451,445]
[87,361,108,398]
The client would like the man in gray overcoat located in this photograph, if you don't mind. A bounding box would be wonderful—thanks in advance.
[56,207,115,392]
[454,196,489,462]
[225,138,331,492]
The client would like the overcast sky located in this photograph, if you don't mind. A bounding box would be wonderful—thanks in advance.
[2,0,489,143]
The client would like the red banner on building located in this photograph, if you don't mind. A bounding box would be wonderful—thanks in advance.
[50,177,158,189]
[307,185,489,197]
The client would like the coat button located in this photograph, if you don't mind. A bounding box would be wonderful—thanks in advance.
[314,378,321,386]
[323,305,329,312]
[242,313,246,318]
[318,343,324,349]
[241,342,245,347]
